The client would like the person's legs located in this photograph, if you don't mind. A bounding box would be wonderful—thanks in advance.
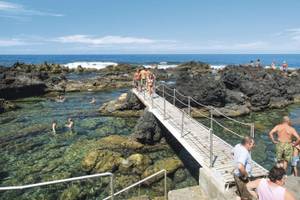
[234,175,254,200]
[291,156,299,176]
[282,143,293,171]
[276,143,285,168]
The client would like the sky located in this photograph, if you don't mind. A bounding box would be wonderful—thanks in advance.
[1,0,300,54]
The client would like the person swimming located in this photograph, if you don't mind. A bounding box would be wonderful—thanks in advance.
[56,95,66,103]
[52,120,57,134]
[89,97,96,104]
[65,118,74,131]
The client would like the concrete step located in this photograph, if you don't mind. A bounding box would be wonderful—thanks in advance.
[168,186,209,200]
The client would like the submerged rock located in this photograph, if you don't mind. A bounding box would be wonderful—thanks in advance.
[142,157,183,185]
[82,149,123,173]
[0,98,19,113]
[119,153,152,175]
[97,135,144,151]
[59,185,81,200]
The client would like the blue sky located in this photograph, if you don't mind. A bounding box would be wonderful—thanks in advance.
[1,0,300,54]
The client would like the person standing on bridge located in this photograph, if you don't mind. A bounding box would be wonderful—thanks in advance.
[147,70,156,96]
[233,136,256,200]
[140,68,147,91]
[268,116,300,171]
[133,68,141,91]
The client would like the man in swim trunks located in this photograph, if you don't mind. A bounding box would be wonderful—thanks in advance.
[139,68,147,90]
[269,116,300,170]
[133,69,141,90]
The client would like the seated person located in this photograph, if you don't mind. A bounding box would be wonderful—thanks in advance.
[246,166,295,200]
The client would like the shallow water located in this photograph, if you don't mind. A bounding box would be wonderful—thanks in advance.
[1,89,300,199]
[0,89,197,199]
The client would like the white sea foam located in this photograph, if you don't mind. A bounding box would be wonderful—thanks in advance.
[144,62,178,69]
[64,62,118,70]
[210,65,227,69]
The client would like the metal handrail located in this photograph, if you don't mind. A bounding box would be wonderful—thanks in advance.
[145,83,257,167]
[155,83,254,138]
[0,172,114,199]
[160,83,252,127]
[103,169,167,200]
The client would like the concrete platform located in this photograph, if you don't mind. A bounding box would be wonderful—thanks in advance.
[168,186,209,200]
[286,176,300,200]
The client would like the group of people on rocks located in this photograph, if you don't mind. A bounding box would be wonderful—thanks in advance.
[133,67,156,96]
[233,116,299,200]
[250,59,289,72]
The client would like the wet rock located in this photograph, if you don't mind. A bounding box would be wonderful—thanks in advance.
[293,94,300,103]
[81,151,99,171]
[0,98,19,113]
[172,61,211,76]
[142,157,183,185]
[82,149,123,173]
[173,168,187,183]
[0,64,68,99]
[225,89,247,105]
[131,111,163,144]
[128,195,150,200]
[269,97,291,108]
[99,92,145,117]
[176,73,226,107]
[64,76,132,92]
[119,153,152,175]
[114,174,140,191]
[151,176,174,192]
[97,135,144,151]
[211,104,251,117]
[59,185,81,200]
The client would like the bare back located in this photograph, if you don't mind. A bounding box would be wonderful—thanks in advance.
[272,124,297,143]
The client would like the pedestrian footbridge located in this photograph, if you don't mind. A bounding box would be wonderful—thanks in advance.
[132,83,268,192]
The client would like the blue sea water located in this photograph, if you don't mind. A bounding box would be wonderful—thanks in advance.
[0,54,300,68]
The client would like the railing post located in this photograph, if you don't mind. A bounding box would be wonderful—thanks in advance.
[188,96,191,116]
[110,174,114,200]
[250,123,255,139]
[163,85,166,119]
[173,88,176,105]
[210,110,213,131]
[181,110,184,137]
[209,128,213,168]
[151,92,154,108]
[164,170,167,200]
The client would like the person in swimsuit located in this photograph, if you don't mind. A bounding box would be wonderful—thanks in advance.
[139,68,147,91]
[147,71,155,96]
[65,118,74,131]
[291,144,300,176]
[52,120,57,134]
[269,116,300,170]
[133,69,141,91]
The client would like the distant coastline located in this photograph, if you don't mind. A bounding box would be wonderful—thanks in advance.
[1,54,300,68]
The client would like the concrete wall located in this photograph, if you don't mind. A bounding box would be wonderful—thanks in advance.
[199,167,235,200]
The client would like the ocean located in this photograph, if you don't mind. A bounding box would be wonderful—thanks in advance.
[0,54,300,69]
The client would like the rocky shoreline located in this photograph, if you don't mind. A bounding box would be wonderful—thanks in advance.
[2,61,300,117]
